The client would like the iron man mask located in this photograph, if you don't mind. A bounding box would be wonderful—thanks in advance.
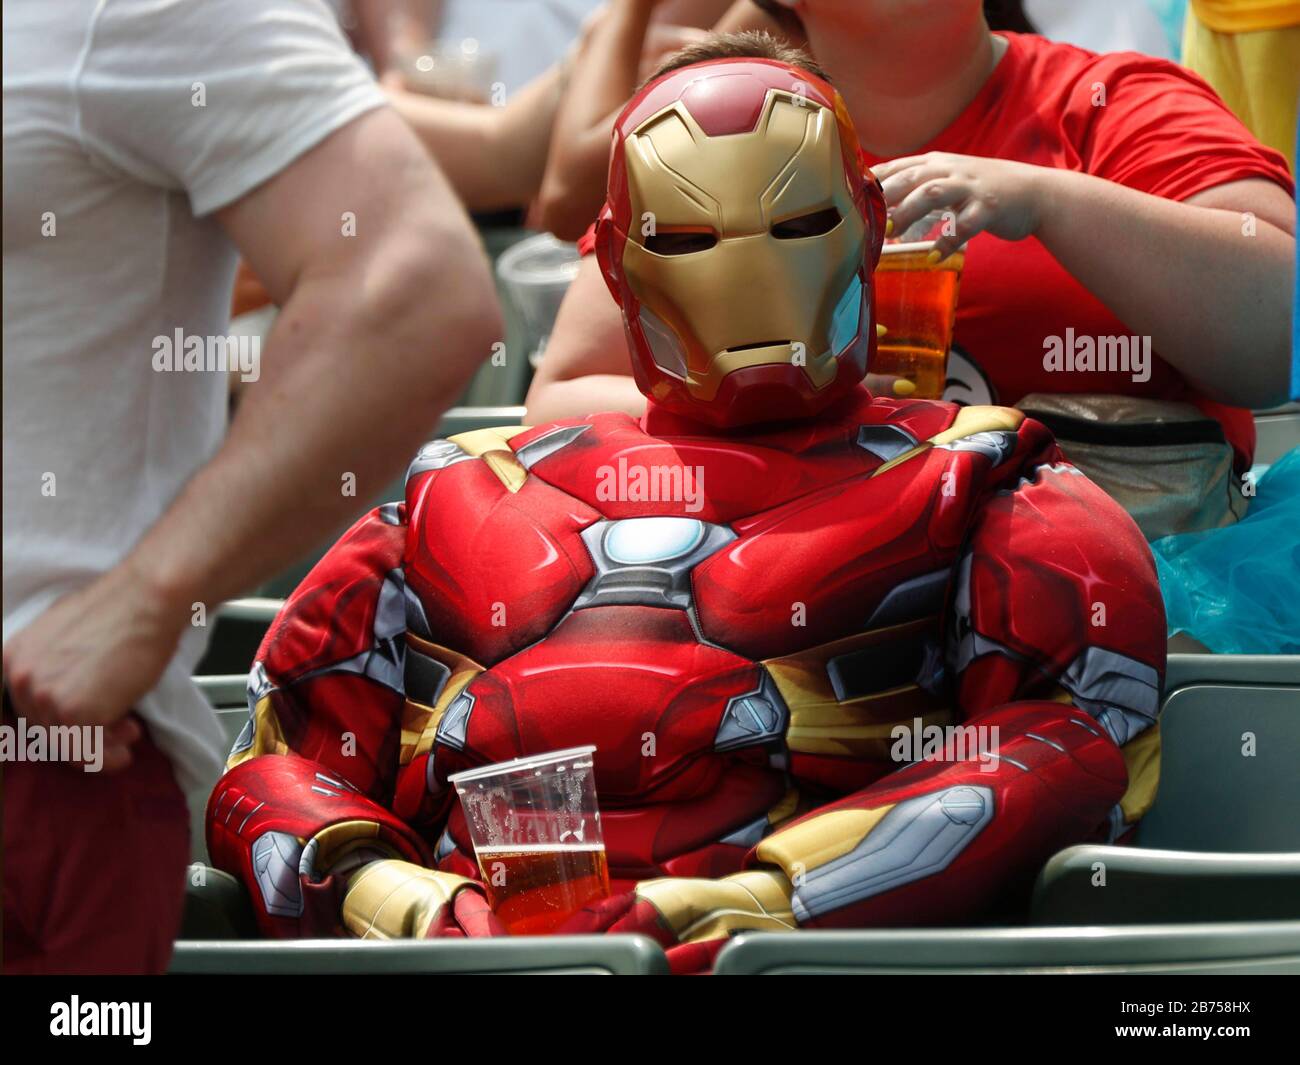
[596,58,886,428]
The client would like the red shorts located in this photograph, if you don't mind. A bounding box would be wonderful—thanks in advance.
[3,714,190,974]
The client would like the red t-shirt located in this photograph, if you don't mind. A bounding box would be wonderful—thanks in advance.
[581,32,1294,465]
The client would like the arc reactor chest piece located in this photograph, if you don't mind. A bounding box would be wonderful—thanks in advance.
[574,516,736,611]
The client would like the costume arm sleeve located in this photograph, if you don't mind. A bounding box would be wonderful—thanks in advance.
[748,442,1166,929]
[207,503,419,934]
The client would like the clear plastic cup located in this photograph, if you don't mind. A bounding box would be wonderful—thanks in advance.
[874,210,966,399]
[495,233,583,369]
[448,746,610,935]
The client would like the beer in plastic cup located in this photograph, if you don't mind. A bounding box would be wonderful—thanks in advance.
[448,746,610,935]
[873,211,965,399]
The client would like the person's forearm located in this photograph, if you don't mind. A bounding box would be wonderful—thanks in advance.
[388,65,564,210]
[490,62,568,203]
[126,246,501,620]
[1034,168,1295,408]
[533,114,623,240]
[525,374,648,424]
[558,0,657,145]
[536,1,659,238]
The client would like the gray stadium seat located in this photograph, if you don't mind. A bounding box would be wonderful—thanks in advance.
[1163,652,1300,694]
[1032,664,1300,925]
[169,935,669,975]
[1137,680,1300,852]
[1252,407,1300,466]
[713,922,1300,975]
[1032,846,1300,925]
[179,866,258,940]
[196,598,282,675]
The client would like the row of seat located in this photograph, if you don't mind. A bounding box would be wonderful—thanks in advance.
[176,652,1300,973]
[169,924,1300,976]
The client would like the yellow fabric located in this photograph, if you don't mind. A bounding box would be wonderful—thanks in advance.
[225,693,287,769]
[1183,12,1300,170]
[1189,0,1300,33]
[342,860,474,939]
[1118,724,1163,825]
[635,870,796,942]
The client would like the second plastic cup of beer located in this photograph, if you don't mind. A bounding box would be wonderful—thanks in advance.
[448,745,610,935]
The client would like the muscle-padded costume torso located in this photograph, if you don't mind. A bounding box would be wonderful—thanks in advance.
[210,391,1165,933]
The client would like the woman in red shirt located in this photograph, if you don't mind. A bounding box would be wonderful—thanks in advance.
[526,1,1295,528]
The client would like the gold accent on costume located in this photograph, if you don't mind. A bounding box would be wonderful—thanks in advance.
[447,426,529,493]
[446,425,529,455]
[309,820,404,873]
[755,805,894,877]
[929,404,1024,445]
[342,859,475,939]
[620,90,866,400]
[481,451,528,493]
[635,869,797,942]
[871,404,1027,477]
[763,620,951,757]
[767,788,801,827]
[398,635,485,765]
[226,693,288,769]
[1118,722,1162,824]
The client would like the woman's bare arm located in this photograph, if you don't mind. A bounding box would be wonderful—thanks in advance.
[533,1,665,240]
[1040,173,1295,408]
[524,257,647,423]
[385,63,566,211]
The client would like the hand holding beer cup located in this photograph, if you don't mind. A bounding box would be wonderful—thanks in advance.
[449,746,611,935]
[869,152,1047,398]
[871,151,1045,256]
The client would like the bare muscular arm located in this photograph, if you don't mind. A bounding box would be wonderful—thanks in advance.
[3,108,501,766]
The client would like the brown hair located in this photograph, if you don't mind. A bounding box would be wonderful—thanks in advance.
[645,30,831,89]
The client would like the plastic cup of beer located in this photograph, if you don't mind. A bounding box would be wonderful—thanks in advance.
[873,210,965,399]
[448,746,610,935]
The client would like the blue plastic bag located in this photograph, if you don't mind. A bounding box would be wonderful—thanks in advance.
[1153,446,1300,654]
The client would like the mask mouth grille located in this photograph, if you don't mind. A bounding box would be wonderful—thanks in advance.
[724,340,789,354]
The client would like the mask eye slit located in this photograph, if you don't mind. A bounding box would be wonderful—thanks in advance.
[770,207,842,240]
[644,230,718,256]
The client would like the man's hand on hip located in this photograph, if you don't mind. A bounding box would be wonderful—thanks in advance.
[2,558,185,770]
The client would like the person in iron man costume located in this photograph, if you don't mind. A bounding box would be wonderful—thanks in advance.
[207,55,1165,971]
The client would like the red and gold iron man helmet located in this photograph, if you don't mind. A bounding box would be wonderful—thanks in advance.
[595,57,887,428]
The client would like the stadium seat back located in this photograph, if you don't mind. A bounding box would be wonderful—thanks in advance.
[1137,679,1300,852]
[712,923,1300,975]
[169,935,670,975]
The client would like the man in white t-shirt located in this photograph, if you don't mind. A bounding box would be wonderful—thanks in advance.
[2,0,501,973]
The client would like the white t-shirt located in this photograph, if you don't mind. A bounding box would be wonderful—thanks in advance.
[2,0,386,794]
